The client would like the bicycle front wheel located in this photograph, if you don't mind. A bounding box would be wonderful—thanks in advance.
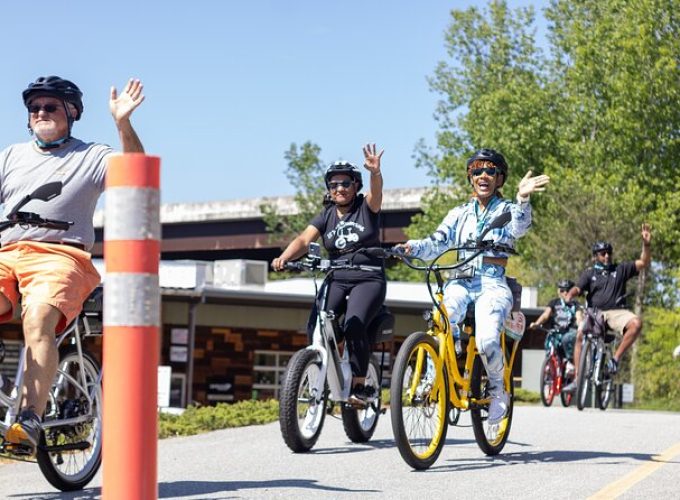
[560,359,574,407]
[596,349,614,410]
[37,346,102,492]
[576,341,593,411]
[470,355,514,455]
[278,348,327,452]
[539,356,557,407]
[341,356,381,442]
[390,332,448,470]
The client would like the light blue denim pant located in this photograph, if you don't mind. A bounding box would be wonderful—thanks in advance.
[442,264,512,392]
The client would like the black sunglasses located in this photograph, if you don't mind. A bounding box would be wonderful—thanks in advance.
[597,250,612,256]
[28,103,59,114]
[328,180,354,190]
[470,166,498,177]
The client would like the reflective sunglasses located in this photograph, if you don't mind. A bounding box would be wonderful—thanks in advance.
[470,166,498,177]
[328,180,354,191]
[28,103,59,114]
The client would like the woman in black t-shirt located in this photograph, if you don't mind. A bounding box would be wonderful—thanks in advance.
[272,144,385,404]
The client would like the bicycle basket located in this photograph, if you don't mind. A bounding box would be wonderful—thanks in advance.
[504,311,525,341]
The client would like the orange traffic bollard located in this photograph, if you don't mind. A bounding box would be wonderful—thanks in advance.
[103,154,161,500]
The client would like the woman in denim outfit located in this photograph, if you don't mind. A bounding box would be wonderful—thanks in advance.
[398,149,549,424]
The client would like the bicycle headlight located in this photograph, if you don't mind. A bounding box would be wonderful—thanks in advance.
[422,309,435,329]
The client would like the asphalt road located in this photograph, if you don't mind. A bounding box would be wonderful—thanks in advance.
[0,405,679,499]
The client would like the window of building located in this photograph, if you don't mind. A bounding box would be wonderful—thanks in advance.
[252,350,294,400]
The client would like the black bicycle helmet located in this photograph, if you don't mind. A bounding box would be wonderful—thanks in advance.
[22,76,83,120]
[591,241,613,255]
[324,161,363,191]
[466,148,508,175]
[557,279,575,290]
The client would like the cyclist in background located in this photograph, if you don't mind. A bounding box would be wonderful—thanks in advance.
[529,279,583,372]
[563,225,651,392]
[272,144,385,405]
[0,75,145,454]
[397,149,550,424]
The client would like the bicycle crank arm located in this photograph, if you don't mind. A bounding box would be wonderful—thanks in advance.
[40,441,91,453]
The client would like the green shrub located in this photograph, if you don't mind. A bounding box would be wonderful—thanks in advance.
[634,307,680,408]
[159,399,279,439]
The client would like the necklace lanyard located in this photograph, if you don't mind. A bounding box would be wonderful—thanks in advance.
[473,195,500,238]
[560,297,575,320]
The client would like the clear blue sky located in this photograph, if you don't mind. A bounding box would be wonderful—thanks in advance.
[0,1,548,204]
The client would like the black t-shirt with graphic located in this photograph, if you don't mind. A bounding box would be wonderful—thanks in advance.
[548,297,581,332]
[310,195,383,280]
[576,261,638,310]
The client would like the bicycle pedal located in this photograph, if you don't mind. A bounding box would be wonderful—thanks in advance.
[3,442,35,457]
[345,398,369,409]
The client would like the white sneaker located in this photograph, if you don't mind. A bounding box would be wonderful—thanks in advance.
[488,390,509,425]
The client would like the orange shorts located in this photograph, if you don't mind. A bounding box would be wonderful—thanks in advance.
[0,241,101,333]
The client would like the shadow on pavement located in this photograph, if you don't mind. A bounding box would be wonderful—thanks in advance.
[158,478,379,497]
[424,449,665,473]
[6,488,100,499]
[310,436,476,455]
[5,477,381,499]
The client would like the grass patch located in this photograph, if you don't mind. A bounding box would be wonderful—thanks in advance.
[628,398,680,412]
[514,387,541,404]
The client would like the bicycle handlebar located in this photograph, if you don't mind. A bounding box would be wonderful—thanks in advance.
[283,253,382,274]
[0,211,73,233]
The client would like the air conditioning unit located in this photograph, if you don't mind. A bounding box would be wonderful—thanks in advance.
[159,260,214,289]
[213,260,268,287]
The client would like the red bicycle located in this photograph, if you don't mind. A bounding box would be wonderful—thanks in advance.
[538,327,574,407]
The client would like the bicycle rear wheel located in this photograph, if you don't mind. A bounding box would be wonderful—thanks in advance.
[576,341,593,411]
[341,357,381,442]
[539,356,557,407]
[279,348,327,452]
[470,355,514,455]
[390,332,448,470]
[37,346,102,492]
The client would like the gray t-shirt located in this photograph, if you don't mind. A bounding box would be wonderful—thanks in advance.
[0,138,113,250]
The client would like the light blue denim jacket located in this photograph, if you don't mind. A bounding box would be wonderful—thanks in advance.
[407,195,532,263]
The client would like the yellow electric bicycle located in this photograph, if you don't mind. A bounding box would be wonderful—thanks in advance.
[386,212,526,470]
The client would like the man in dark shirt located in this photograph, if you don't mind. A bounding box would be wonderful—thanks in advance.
[563,224,651,391]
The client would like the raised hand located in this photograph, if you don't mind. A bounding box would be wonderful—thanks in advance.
[362,143,384,175]
[109,78,145,124]
[641,223,651,245]
[517,170,551,198]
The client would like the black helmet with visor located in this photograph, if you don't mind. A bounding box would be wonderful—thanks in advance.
[23,76,84,121]
[557,279,574,291]
[466,148,508,187]
[325,161,363,191]
[591,241,613,255]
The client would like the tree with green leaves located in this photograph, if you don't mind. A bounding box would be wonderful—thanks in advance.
[414,0,679,301]
[412,0,679,403]
[260,141,327,248]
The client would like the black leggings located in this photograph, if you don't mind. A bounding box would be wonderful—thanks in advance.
[325,278,386,378]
